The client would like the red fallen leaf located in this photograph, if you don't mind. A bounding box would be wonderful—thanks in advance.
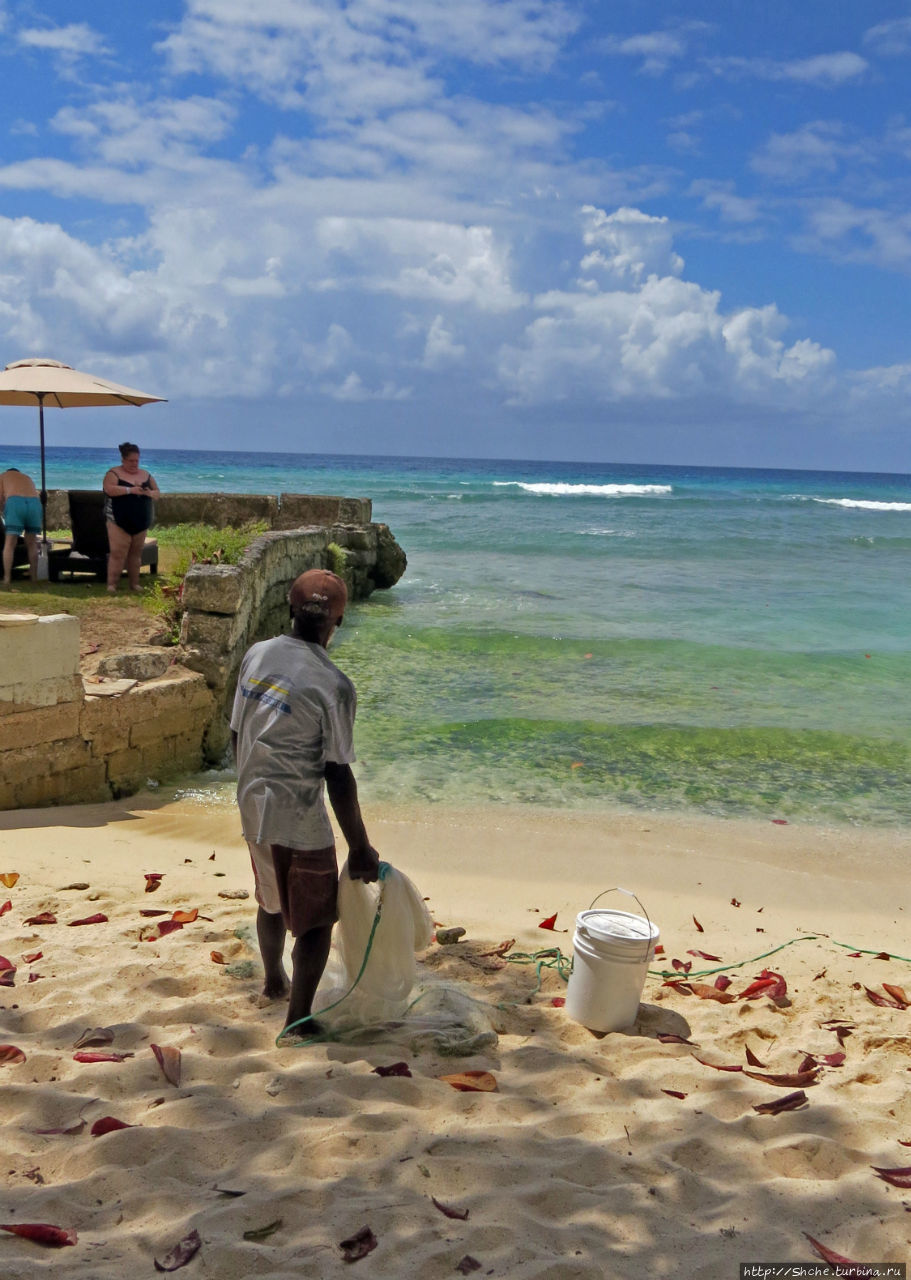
[687,950,722,961]
[739,969,786,1000]
[0,956,15,987]
[538,913,558,930]
[210,951,226,964]
[689,983,736,1004]
[431,1196,469,1220]
[770,818,788,825]
[91,1116,136,1136]
[21,951,42,963]
[0,1223,76,1247]
[819,1051,846,1067]
[654,943,665,955]
[155,920,184,938]
[662,979,694,995]
[33,1119,86,1135]
[743,1068,821,1088]
[0,1044,26,1065]
[208,853,216,861]
[151,1043,181,1087]
[68,913,108,926]
[28,972,42,983]
[139,908,170,917]
[662,1089,687,1099]
[693,916,704,932]
[0,872,19,887]
[24,911,56,925]
[864,985,906,1009]
[145,873,164,893]
[871,1164,911,1189]
[804,1232,865,1268]
[154,1227,202,1272]
[714,975,733,991]
[730,898,741,907]
[372,1062,412,1077]
[694,1057,742,1073]
[73,1051,134,1063]
[754,1090,808,1115]
[550,997,566,1007]
[874,951,892,960]
[438,1070,497,1092]
[898,1139,911,1147]
[882,983,910,1009]
[171,909,199,924]
[339,1225,377,1263]
[797,1054,817,1074]
[847,951,863,957]
[813,968,827,980]
[745,1047,767,1068]
[671,958,692,974]
[657,1033,694,1044]
[0,899,10,915]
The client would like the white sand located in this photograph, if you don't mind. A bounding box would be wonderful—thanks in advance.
[1,794,909,1277]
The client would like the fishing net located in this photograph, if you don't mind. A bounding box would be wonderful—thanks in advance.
[308,861,499,1055]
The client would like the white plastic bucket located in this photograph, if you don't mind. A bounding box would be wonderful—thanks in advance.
[564,890,659,1032]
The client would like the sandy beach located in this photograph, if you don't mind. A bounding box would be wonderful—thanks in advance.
[1,793,909,1277]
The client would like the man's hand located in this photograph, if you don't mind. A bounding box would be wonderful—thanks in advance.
[348,843,380,884]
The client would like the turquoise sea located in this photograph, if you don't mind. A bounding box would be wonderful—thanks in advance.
[7,445,911,826]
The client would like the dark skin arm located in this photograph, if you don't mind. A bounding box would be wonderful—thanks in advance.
[324,761,380,883]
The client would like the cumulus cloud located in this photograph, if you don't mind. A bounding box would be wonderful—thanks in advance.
[599,30,688,75]
[422,314,466,367]
[795,199,911,273]
[498,204,836,407]
[750,120,865,182]
[315,216,525,311]
[688,180,763,225]
[321,371,412,401]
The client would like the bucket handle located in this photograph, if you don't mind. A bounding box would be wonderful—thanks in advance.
[588,887,655,940]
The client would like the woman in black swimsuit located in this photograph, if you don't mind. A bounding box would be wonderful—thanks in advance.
[102,442,161,593]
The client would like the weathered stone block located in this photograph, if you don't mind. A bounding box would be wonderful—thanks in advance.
[95,648,175,681]
[0,700,81,752]
[331,527,375,552]
[181,564,246,615]
[155,493,278,528]
[0,615,80,706]
[131,707,201,747]
[0,737,94,787]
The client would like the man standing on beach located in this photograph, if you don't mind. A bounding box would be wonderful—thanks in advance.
[0,467,42,585]
[230,568,379,1037]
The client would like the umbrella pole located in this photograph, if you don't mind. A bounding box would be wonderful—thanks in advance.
[38,392,47,543]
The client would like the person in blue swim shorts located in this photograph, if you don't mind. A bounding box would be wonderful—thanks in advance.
[0,468,42,585]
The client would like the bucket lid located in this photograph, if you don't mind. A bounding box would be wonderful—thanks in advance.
[577,908,659,946]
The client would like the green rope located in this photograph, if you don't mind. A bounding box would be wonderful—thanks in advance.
[275,861,391,1048]
[499,933,911,989]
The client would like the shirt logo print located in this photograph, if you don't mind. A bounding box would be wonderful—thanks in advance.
[241,676,292,713]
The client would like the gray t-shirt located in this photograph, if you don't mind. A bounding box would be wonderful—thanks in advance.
[230,634,356,849]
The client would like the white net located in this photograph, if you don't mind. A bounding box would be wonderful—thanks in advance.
[311,861,499,1055]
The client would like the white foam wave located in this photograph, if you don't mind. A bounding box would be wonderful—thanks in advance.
[811,497,911,512]
[493,482,672,497]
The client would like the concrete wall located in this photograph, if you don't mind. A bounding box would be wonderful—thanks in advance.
[0,616,213,810]
[44,490,372,531]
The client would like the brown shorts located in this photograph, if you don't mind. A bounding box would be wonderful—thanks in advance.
[271,843,338,936]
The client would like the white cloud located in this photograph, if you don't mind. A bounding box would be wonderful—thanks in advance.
[750,120,865,182]
[321,371,412,400]
[688,180,763,225]
[315,216,525,311]
[18,22,109,58]
[578,206,684,285]
[497,205,836,407]
[706,51,868,87]
[600,30,687,75]
[863,17,911,57]
[795,199,911,273]
[422,314,466,367]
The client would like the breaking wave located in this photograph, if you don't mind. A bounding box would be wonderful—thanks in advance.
[493,482,672,497]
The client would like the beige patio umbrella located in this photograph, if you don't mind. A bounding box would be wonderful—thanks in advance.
[0,358,166,543]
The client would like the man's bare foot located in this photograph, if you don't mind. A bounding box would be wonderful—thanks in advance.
[262,975,290,1000]
[278,1017,326,1043]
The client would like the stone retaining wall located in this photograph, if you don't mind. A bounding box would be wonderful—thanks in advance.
[0,616,213,809]
[2,494,406,809]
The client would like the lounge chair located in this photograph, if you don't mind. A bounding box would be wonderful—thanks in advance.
[50,490,158,583]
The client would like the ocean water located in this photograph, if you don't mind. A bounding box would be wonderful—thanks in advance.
[8,445,911,826]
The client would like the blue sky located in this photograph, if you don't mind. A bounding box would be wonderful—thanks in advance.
[0,0,909,470]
